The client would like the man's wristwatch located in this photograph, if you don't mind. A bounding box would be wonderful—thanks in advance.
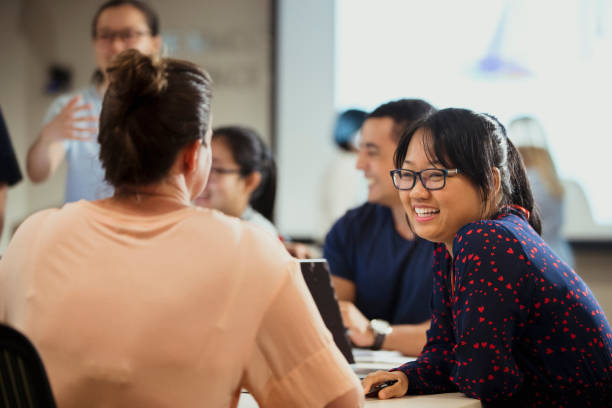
[369,319,392,350]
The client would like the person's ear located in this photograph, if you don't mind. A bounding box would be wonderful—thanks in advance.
[486,167,503,214]
[182,139,203,173]
[243,171,262,196]
[492,167,501,195]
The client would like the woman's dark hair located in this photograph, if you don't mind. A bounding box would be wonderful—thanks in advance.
[91,0,160,84]
[394,108,542,234]
[213,126,277,222]
[98,49,212,186]
[334,109,366,151]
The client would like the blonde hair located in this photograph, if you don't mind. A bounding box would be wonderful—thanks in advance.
[516,146,564,199]
[508,115,564,200]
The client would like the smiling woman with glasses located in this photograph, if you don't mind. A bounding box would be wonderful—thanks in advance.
[362,108,612,406]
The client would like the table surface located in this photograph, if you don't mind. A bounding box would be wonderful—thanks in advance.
[237,349,482,407]
[238,392,481,408]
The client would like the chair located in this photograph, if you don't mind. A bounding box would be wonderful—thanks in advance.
[0,323,57,407]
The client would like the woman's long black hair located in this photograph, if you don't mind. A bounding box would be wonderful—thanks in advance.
[213,126,277,222]
[394,108,542,234]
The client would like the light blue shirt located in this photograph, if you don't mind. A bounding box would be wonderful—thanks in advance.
[43,85,113,202]
[241,206,278,237]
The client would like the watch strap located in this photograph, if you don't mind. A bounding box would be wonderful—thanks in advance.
[371,332,386,350]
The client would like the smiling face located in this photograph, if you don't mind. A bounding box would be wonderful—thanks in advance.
[93,5,160,83]
[398,128,486,253]
[356,117,401,207]
[194,137,250,217]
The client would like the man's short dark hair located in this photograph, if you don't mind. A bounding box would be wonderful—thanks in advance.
[367,99,435,142]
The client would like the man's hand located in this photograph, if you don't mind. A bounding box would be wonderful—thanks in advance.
[338,300,374,347]
[27,94,98,183]
[41,94,98,143]
[361,370,409,399]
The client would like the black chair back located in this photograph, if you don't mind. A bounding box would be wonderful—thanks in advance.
[0,323,57,408]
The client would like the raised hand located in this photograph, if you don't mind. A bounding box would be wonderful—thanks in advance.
[27,94,99,182]
[41,94,98,143]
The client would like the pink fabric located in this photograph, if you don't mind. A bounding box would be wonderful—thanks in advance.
[0,201,359,407]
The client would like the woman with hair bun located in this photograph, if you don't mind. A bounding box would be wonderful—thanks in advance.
[362,108,612,406]
[0,49,362,408]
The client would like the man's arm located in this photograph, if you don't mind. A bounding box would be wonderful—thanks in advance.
[380,321,429,356]
[332,275,356,302]
[338,298,429,356]
[26,132,67,182]
[334,276,428,356]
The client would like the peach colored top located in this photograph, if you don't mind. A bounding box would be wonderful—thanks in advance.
[0,201,359,407]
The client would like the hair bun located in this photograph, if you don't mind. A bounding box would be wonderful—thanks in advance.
[106,49,167,99]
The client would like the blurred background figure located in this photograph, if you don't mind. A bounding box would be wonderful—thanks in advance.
[194,126,312,258]
[26,0,162,202]
[0,107,23,241]
[194,126,278,236]
[319,108,368,238]
[508,116,575,268]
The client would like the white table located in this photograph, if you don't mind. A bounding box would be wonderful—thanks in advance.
[238,392,481,407]
[238,349,481,407]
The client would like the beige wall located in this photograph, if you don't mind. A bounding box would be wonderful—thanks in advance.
[0,0,271,250]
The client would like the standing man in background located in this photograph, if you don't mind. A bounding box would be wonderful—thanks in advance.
[324,99,437,356]
[26,0,161,202]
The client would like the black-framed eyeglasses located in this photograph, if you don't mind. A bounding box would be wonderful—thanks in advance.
[95,29,150,45]
[390,168,460,191]
[210,166,243,176]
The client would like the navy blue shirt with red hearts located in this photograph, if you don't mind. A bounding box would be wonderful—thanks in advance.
[393,207,612,406]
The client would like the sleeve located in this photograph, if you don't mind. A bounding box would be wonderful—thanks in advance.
[446,224,534,402]
[322,215,354,281]
[0,108,22,186]
[0,255,6,322]
[393,245,459,394]
[242,262,360,408]
[0,210,52,323]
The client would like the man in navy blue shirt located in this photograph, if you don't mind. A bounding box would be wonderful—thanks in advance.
[323,99,437,356]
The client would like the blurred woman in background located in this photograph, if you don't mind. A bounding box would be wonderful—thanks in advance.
[508,116,574,267]
[194,126,277,236]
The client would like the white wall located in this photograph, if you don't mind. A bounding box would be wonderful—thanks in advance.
[275,0,336,239]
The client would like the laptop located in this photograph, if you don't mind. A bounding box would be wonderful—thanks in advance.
[298,259,413,379]
[298,259,355,364]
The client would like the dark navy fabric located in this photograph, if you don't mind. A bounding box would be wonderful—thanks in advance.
[0,108,22,187]
[323,203,435,325]
[394,208,612,406]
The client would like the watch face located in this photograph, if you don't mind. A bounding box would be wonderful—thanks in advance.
[370,319,392,335]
